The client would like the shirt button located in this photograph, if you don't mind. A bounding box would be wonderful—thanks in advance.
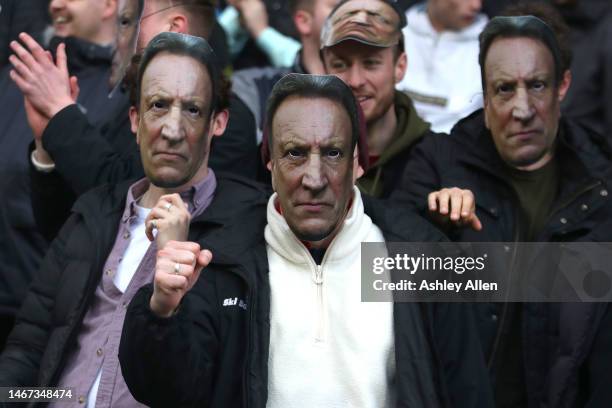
[123,231,130,239]
[601,189,608,197]
[105,269,112,276]
[491,314,498,322]
[560,217,568,224]
[78,396,85,404]
[96,348,103,356]
[581,204,589,211]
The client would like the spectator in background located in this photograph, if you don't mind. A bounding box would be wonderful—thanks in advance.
[321,0,433,198]
[396,0,487,133]
[0,0,121,351]
[219,0,301,68]
[231,0,339,147]
[0,0,50,68]
[11,0,259,244]
[555,0,612,144]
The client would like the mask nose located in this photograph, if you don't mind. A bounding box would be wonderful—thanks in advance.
[161,106,184,143]
[512,88,535,122]
[302,153,327,192]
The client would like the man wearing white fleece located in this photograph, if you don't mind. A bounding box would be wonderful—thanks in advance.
[397,0,487,133]
[119,73,493,408]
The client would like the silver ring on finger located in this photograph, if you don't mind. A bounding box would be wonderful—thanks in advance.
[151,220,157,230]
[165,203,173,211]
[173,263,181,275]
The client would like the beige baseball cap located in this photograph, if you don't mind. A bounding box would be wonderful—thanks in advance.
[320,0,406,49]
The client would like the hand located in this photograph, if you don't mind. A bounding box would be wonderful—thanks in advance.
[150,240,213,318]
[236,0,269,38]
[428,188,482,231]
[8,32,77,118]
[145,194,191,250]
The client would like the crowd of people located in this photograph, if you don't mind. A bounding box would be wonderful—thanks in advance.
[0,0,611,407]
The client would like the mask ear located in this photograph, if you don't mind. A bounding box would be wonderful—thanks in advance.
[557,69,572,102]
[268,161,277,192]
[129,106,140,142]
[210,109,229,137]
[352,145,364,183]
[483,93,490,130]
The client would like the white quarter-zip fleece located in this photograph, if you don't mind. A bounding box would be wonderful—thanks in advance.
[265,187,395,408]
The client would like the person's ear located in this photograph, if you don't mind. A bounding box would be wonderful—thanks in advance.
[169,13,188,34]
[293,10,313,37]
[210,109,229,138]
[129,106,140,142]
[394,52,407,84]
[483,96,491,130]
[102,0,118,20]
[557,69,572,102]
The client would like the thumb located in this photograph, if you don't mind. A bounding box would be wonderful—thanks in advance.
[470,214,483,232]
[69,76,79,101]
[196,249,213,271]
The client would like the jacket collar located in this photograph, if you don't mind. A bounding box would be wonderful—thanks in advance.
[48,35,113,72]
[450,109,608,186]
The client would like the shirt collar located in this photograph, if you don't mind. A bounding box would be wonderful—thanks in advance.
[121,169,218,224]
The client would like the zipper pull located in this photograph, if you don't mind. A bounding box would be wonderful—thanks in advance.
[313,264,323,285]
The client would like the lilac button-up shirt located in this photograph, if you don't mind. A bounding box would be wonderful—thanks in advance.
[51,170,216,407]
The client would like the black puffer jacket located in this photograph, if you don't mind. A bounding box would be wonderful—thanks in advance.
[0,174,270,408]
[0,36,126,318]
[119,195,493,408]
[392,109,612,407]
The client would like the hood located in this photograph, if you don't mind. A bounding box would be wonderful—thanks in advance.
[48,35,113,73]
[265,186,370,264]
[375,91,431,168]
[358,91,430,197]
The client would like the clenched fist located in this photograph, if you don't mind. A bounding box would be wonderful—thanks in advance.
[145,194,191,250]
[150,240,213,318]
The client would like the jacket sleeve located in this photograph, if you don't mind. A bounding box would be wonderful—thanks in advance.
[29,143,76,241]
[41,103,142,196]
[602,22,612,143]
[390,133,445,214]
[424,302,494,408]
[0,214,77,387]
[583,303,612,407]
[119,273,221,408]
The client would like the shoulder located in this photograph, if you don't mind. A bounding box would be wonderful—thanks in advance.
[363,194,447,242]
[71,180,132,215]
[215,173,271,206]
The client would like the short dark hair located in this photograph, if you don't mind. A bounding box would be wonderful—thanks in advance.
[135,32,228,114]
[479,16,564,94]
[151,0,217,38]
[287,0,313,15]
[265,73,361,154]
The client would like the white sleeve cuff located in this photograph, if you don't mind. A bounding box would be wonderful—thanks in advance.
[31,150,56,173]
[256,28,301,68]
